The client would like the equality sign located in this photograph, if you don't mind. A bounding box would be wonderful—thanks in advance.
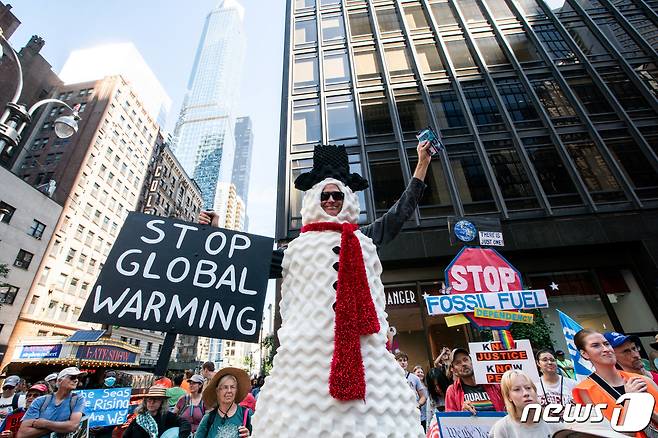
[79,213,274,342]
[470,339,540,385]
[424,290,548,315]
[74,388,131,428]
[435,412,506,437]
[474,308,534,324]
[445,246,525,328]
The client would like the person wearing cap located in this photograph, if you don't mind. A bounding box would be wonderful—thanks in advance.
[18,367,86,438]
[444,348,504,413]
[173,375,205,433]
[604,331,658,385]
[0,383,49,438]
[122,386,190,438]
[0,377,25,421]
[43,375,57,394]
[554,350,576,380]
[166,375,187,410]
[196,368,251,438]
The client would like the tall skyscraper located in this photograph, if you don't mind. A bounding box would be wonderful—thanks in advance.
[172,0,246,209]
[232,116,254,206]
[279,0,658,367]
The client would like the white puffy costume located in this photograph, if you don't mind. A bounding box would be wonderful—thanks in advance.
[251,162,425,437]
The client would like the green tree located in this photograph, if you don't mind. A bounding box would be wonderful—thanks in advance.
[261,334,275,376]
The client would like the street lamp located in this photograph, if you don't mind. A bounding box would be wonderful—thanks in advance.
[0,28,80,157]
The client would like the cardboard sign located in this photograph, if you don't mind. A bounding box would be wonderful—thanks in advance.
[75,388,131,428]
[435,412,506,438]
[448,216,503,247]
[469,339,540,385]
[474,308,534,324]
[446,247,523,328]
[79,213,273,342]
[424,290,548,315]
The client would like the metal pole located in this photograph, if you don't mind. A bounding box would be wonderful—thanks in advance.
[154,332,177,376]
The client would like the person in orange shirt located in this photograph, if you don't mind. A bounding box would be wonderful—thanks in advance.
[573,329,658,438]
[180,370,193,393]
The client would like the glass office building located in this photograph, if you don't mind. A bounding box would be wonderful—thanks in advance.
[278,0,658,367]
[172,0,246,208]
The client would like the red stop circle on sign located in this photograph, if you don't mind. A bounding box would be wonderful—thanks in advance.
[445,247,523,328]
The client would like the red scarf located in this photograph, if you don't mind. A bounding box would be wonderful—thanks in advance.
[301,222,380,401]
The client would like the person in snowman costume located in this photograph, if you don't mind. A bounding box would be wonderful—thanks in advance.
[199,141,432,436]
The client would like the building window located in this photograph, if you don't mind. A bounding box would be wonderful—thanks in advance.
[294,18,316,47]
[368,151,406,217]
[326,96,357,141]
[354,47,383,85]
[476,36,509,66]
[69,277,79,294]
[375,7,402,34]
[462,81,503,129]
[564,20,606,56]
[601,69,651,112]
[530,77,578,125]
[348,11,373,38]
[384,44,414,77]
[14,250,34,269]
[323,51,351,87]
[430,86,468,132]
[0,285,18,305]
[448,143,497,214]
[533,23,577,62]
[408,150,453,218]
[457,0,486,23]
[0,201,16,224]
[295,0,314,10]
[134,339,141,347]
[487,0,515,19]
[28,220,46,239]
[522,136,582,207]
[403,4,430,30]
[505,32,540,63]
[292,99,321,147]
[430,0,458,26]
[415,41,445,77]
[604,134,658,200]
[322,14,345,42]
[46,300,58,318]
[484,139,540,210]
[360,91,395,143]
[495,79,540,123]
[395,90,428,138]
[445,39,476,70]
[293,54,319,92]
[27,296,40,314]
[146,342,153,354]
[566,76,614,116]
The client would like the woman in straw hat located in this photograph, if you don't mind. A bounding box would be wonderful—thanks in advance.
[196,368,252,438]
[123,386,190,438]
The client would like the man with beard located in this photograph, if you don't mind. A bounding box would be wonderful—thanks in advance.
[444,348,504,413]
[604,331,658,385]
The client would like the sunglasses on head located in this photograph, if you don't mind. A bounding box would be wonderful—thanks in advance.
[320,191,344,202]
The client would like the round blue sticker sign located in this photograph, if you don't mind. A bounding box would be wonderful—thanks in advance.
[454,220,477,242]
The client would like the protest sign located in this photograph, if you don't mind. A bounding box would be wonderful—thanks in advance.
[74,388,131,428]
[445,247,528,328]
[435,412,506,438]
[474,308,534,324]
[424,290,548,315]
[79,213,274,342]
[557,309,594,381]
[448,216,503,247]
[470,339,540,384]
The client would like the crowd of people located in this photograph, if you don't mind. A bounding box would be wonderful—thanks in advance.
[409,330,658,438]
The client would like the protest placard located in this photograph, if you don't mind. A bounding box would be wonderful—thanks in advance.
[75,388,131,428]
[470,339,540,385]
[424,290,548,315]
[474,308,534,324]
[79,213,274,342]
[435,412,506,438]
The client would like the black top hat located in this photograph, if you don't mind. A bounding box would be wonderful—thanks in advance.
[294,144,369,192]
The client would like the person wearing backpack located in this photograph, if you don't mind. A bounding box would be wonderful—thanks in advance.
[195,368,251,438]
[172,375,205,433]
[17,367,86,438]
[0,376,26,421]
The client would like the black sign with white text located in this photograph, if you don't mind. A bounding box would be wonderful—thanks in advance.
[79,213,273,342]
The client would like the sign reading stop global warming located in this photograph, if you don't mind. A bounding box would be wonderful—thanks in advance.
[79,213,273,342]
[470,339,540,385]
[75,388,131,428]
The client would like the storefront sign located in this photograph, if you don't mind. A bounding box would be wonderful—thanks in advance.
[435,412,506,437]
[79,213,274,342]
[474,308,534,324]
[470,339,540,385]
[445,246,524,328]
[385,287,417,307]
[75,388,131,428]
[424,290,548,315]
[76,345,137,364]
[18,344,62,360]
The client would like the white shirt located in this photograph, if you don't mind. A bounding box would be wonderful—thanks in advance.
[533,375,577,406]
[0,393,26,418]
[489,415,560,438]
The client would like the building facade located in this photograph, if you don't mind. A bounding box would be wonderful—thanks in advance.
[232,116,254,208]
[0,2,20,39]
[0,166,62,364]
[172,0,246,208]
[1,76,164,369]
[279,0,658,368]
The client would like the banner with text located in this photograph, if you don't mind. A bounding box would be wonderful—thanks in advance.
[425,290,548,316]
[474,308,534,324]
[470,339,540,385]
[79,213,274,342]
[75,388,131,428]
[436,412,506,438]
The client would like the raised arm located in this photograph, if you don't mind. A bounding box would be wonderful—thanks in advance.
[360,141,431,248]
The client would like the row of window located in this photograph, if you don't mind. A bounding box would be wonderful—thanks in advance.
[0,201,47,239]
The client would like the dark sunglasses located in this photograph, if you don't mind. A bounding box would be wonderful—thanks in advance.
[320,191,344,202]
[67,376,80,381]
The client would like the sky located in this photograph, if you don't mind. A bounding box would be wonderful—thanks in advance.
[8,0,285,239]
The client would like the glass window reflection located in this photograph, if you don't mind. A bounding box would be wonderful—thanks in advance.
[292,100,321,145]
[327,97,358,141]
[322,15,346,42]
[324,51,351,86]
[294,19,317,46]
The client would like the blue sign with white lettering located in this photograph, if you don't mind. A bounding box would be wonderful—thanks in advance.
[74,388,131,428]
